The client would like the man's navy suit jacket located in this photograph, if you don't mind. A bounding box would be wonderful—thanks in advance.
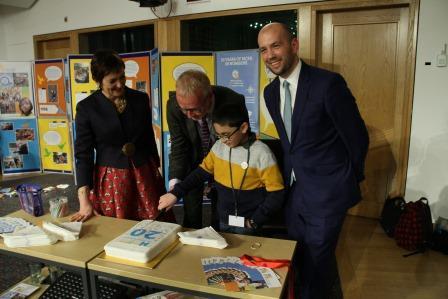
[263,62,369,221]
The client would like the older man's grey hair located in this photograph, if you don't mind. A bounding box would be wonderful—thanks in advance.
[176,70,212,99]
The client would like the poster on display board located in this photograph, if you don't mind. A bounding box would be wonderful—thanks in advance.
[153,124,162,176]
[150,48,161,128]
[162,131,171,191]
[0,118,40,174]
[0,61,35,119]
[120,51,151,96]
[68,55,95,120]
[34,59,67,117]
[160,52,215,131]
[38,118,73,172]
[215,49,260,134]
[259,58,279,139]
[150,49,163,172]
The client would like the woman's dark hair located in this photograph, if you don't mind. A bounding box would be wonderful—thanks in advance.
[212,102,250,129]
[90,49,125,84]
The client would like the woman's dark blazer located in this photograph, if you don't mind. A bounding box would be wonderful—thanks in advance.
[75,87,159,189]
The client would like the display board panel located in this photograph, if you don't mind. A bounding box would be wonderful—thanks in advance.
[0,61,35,119]
[258,58,279,139]
[34,59,67,117]
[0,118,41,174]
[216,49,260,134]
[68,55,95,120]
[38,118,73,172]
[160,52,215,131]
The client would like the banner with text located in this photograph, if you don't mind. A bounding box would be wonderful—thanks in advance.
[216,49,259,134]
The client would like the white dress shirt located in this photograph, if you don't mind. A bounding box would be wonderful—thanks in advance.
[279,59,302,119]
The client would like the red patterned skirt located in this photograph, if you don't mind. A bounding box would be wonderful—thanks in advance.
[89,159,175,222]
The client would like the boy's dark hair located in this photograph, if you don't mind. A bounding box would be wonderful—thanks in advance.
[212,102,250,129]
[90,49,125,84]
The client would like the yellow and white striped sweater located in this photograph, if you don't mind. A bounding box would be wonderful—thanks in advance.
[171,136,285,226]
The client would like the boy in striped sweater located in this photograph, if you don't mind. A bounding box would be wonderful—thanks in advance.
[158,102,285,235]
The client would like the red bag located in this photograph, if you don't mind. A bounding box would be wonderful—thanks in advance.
[394,197,433,254]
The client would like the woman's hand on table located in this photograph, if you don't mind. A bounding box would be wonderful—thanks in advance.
[70,186,99,222]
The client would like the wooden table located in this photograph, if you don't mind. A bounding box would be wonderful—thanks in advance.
[0,210,136,298]
[88,233,297,299]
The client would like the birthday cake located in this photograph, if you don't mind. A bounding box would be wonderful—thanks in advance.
[104,220,181,263]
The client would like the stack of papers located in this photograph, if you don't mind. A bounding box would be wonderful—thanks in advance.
[0,217,32,233]
[178,227,228,249]
[137,290,205,299]
[1,226,58,247]
[43,221,82,241]
[201,256,281,290]
[0,282,40,298]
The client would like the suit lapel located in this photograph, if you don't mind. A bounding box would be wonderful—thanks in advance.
[270,78,282,122]
[291,62,311,145]
[267,77,291,146]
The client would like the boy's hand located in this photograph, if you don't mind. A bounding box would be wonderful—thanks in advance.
[158,193,177,211]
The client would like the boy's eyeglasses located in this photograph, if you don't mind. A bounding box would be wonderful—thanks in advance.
[214,127,240,141]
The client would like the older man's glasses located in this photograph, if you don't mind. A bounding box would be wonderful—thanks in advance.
[214,127,240,142]
[179,107,202,114]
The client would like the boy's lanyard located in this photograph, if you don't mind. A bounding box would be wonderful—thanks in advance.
[229,144,250,216]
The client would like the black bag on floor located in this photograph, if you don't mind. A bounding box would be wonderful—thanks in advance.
[394,197,433,255]
[380,196,406,237]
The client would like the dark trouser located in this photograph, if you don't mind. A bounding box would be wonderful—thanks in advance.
[286,187,345,299]
[182,185,218,229]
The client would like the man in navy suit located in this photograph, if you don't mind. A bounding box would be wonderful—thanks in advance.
[258,23,369,299]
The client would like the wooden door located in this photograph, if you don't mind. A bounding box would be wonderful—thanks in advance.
[34,32,79,59]
[314,4,416,218]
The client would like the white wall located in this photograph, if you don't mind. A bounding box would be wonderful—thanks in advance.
[406,0,448,220]
[0,0,315,60]
[0,17,5,59]
[1,0,447,219]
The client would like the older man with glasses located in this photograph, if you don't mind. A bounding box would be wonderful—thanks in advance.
[166,70,246,229]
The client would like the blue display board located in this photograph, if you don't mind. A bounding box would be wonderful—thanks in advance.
[150,48,161,127]
[162,131,171,191]
[0,118,41,174]
[215,49,260,134]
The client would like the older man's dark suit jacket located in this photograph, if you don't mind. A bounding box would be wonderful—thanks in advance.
[75,87,158,189]
[264,62,369,230]
[167,86,245,181]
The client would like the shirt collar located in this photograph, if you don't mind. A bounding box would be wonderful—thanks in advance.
[279,59,302,87]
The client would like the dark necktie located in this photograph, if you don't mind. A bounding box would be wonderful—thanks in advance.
[200,117,211,157]
[283,80,292,140]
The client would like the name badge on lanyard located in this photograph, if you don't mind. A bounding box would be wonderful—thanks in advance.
[228,145,250,228]
[229,215,245,227]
